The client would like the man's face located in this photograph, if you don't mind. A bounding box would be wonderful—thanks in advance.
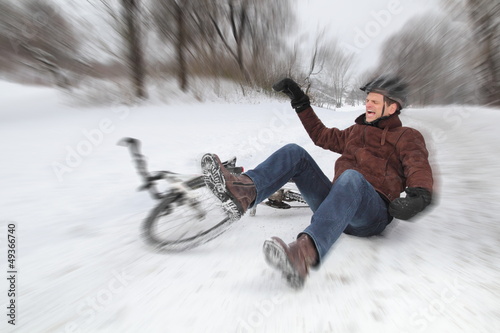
[365,92,397,122]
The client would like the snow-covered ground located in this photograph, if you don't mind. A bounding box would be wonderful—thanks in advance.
[1,81,499,333]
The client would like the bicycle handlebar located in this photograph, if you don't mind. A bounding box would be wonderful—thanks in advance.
[118,137,168,199]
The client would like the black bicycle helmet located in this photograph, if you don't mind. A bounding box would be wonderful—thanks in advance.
[360,75,408,110]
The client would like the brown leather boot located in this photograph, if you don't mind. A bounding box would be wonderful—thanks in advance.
[263,234,318,289]
[201,153,256,220]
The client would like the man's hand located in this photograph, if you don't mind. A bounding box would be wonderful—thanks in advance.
[272,78,310,112]
[389,187,432,220]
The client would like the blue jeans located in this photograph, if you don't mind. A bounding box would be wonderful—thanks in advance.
[244,144,392,264]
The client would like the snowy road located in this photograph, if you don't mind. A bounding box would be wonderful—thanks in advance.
[1,82,499,333]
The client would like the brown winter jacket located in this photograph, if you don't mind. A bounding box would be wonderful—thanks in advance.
[298,107,433,202]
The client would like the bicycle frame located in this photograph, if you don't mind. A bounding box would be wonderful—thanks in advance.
[118,137,241,200]
[119,137,307,213]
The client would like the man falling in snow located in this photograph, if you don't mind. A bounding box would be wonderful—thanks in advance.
[202,76,433,289]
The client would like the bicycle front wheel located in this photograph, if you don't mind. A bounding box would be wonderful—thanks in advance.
[142,186,234,252]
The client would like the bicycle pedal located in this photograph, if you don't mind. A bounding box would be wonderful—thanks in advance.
[265,200,291,209]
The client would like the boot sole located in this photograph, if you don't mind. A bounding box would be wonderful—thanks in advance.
[263,239,304,289]
[201,153,242,221]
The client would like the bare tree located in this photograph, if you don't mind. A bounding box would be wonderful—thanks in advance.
[0,0,81,87]
[306,37,354,108]
[0,1,22,73]
[206,0,294,85]
[150,0,207,91]
[374,13,478,106]
[328,48,354,107]
[91,0,148,99]
[464,0,500,106]
[244,0,295,85]
[121,0,147,99]
[208,0,252,82]
[150,0,294,90]
[303,32,327,94]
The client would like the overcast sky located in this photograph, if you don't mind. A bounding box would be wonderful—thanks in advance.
[296,0,442,73]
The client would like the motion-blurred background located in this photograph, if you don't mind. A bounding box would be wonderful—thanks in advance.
[0,0,498,107]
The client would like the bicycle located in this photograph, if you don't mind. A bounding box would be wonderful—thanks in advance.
[119,137,307,252]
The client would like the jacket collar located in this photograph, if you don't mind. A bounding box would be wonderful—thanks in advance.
[355,112,402,129]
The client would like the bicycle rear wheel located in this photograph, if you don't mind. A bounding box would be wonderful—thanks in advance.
[142,186,234,252]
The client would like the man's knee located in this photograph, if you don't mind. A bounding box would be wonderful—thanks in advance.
[334,169,370,191]
[337,169,365,185]
[280,143,308,158]
[282,143,303,153]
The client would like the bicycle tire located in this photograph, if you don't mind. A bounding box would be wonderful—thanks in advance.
[142,186,235,252]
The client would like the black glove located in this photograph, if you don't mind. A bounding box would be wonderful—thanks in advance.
[272,78,310,113]
[389,187,432,220]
